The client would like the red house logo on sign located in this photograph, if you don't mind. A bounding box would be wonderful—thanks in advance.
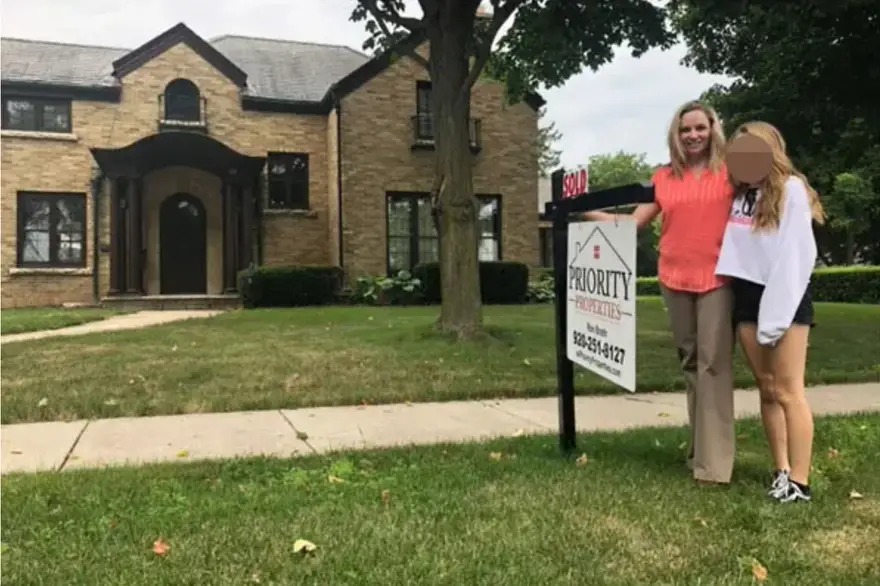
[593,245,601,259]
[562,166,589,199]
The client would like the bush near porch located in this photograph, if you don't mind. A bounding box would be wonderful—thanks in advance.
[2,300,878,424]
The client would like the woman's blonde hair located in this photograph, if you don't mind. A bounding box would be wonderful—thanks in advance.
[666,100,726,178]
[729,121,826,230]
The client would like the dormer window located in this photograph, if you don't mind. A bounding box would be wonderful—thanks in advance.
[163,79,201,122]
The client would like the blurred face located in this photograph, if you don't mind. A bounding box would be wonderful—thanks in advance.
[679,109,712,159]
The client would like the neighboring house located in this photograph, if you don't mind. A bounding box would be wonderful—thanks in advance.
[0,22,542,309]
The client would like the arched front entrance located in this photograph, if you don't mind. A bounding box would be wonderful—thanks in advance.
[160,193,207,294]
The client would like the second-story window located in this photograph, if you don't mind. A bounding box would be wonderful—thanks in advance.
[267,153,309,210]
[2,97,71,133]
[163,79,201,122]
[416,81,432,140]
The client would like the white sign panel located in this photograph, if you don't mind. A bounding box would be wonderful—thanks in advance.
[566,219,637,392]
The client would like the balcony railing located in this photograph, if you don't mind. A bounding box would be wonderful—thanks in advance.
[157,94,208,132]
[411,114,482,152]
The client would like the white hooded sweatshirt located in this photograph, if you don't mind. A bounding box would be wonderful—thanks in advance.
[715,175,818,346]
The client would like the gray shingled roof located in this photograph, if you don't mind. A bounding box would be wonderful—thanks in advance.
[211,36,369,102]
[1,34,371,102]
[0,38,127,87]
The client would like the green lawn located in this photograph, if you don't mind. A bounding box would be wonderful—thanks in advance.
[1,300,878,424]
[2,414,878,585]
[1,307,123,336]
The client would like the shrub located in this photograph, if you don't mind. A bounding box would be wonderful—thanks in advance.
[809,265,880,303]
[350,271,424,305]
[412,261,530,304]
[237,265,343,308]
[527,271,555,303]
[634,266,879,302]
[533,266,879,304]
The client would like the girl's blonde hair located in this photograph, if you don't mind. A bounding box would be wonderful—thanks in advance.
[666,100,726,178]
[729,121,826,230]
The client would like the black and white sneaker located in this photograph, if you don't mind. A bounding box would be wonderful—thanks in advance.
[775,480,812,503]
[768,469,790,499]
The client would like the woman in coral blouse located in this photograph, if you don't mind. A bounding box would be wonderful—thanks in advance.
[582,100,736,485]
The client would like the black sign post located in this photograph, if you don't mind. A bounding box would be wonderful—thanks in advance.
[546,168,655,456]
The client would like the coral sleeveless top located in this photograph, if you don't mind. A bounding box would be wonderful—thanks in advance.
[653,164,734,293]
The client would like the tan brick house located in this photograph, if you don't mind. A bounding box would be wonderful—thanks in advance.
[0,23,542,309]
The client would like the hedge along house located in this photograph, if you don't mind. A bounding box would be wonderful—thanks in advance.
[0,22,542,309]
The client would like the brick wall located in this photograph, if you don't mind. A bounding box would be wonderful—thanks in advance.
[339,42,539,278]
[1,41,333,307]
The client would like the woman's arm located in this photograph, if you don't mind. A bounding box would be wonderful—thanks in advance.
[578,202,660,229]
[756,178,817,346]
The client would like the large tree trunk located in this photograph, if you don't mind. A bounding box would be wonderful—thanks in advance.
[428,9,482,339]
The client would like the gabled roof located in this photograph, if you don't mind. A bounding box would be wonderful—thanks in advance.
[112,23,247,86]
[0,22,544,111]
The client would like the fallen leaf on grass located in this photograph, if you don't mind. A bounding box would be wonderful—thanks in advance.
[849,490,864,500]
[293,539,317,555]
[151,538,170,557]
[575,454,589,467]
[37,397,48,407]
[827,448,840,459]
[512,428,526,438]
[381,489,391,507]
[104,399,119,406]
[678,441,688,450]
[489,452,504,461]
[171,345,178,352]
[694,516,708,528]
[751,559,768,582]
[523,358,532,366]
[328,475,345,484]
[176,450,189,459]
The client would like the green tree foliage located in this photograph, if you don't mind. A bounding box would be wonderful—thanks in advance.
[828,172,877,265]
[670,0,880,264]
[537,107,562,177]
[350,0,673,338]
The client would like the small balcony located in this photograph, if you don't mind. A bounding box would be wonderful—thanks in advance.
[411,114,482,153]
[157,94,208,133]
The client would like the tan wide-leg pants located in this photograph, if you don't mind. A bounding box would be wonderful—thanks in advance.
[660,284,736,483]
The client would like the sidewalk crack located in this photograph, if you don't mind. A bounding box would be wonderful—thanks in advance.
[58,420,91,472]
[278,410,317,455]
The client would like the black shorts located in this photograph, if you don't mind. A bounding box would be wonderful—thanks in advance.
[730,278,815,329]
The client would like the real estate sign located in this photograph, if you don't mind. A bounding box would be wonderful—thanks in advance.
[566,219,637,392]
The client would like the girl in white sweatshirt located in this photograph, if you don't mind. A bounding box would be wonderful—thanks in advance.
[715,121,827,503]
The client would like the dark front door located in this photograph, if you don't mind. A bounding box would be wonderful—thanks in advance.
[160,193,207,294]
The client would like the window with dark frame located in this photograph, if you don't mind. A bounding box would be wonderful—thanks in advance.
[163,78,201,122]
[416,80,433,140]
[267,153,309,210]
[16,192,86,268]
[386,192,501,275]
[2,96,72,133]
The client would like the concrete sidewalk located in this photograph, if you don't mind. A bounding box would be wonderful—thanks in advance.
[0,310,223,345]
[2,382,878,475]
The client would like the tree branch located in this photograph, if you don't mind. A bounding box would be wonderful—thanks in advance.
[460,0,522,95]
[361,0,429,70]
[362,0,424,32]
